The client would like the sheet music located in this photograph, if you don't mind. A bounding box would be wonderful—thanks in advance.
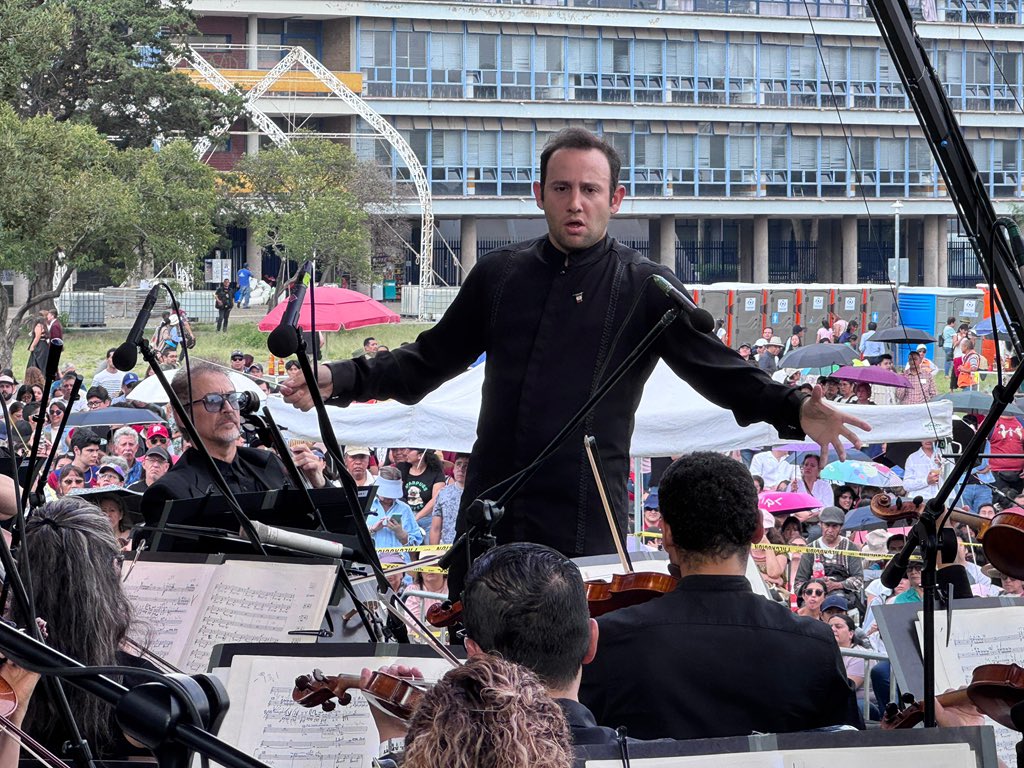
[217,655,454,768]
[125,560,338,673]
[586,743,976,767]
[182,561,338,673]
[916,607,1024,767]
[124,561,219,665]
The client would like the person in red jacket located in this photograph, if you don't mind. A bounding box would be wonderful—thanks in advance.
[988,414,1024,504]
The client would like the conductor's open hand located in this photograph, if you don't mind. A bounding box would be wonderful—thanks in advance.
[799,384,871,462]
[279,366,334,412]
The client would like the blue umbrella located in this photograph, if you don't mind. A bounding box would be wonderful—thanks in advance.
[841,505,886,532]
[974,315,1008,337]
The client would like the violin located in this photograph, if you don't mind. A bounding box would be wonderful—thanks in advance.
[0,673,70,766]
[979,510,1024,581]
[292,668,428,721]
[880,663,1024,730]
[426,569,680,627]
[584,571,678,618]
[869,493,990,532]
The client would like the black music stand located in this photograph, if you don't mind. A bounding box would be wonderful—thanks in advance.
[143,486,375,555]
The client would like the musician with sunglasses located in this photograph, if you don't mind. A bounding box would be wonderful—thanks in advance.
[141,363,327,520]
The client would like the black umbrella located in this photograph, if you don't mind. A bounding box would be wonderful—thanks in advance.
[933,391,1024,418]
[779,344,858,369]
[870,326,936,345]
[67,486,143,522]
[66,406,165,428]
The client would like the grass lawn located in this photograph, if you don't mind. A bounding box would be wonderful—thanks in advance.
[8,320,431,381]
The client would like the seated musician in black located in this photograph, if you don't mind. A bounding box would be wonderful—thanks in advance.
[142,362,326,522]
[579,451,862,740]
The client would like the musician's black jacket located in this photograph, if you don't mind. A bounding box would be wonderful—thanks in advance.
[579,574,863,740]
[326,236,808,560]
[141,446,293,524]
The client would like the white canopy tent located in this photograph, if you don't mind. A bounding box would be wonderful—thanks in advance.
[267,361,954,456]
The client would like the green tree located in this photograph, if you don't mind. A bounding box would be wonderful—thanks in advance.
[0,107,220,365]
[0,0,241,149]
[232,139,406,293]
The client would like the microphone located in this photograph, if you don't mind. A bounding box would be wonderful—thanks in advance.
[251,521,357,560]
[267,261,313,358]
[651,275,715,334]
[113,285,160,371]
[881,526,920,590]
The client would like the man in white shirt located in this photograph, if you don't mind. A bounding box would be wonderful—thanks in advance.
[870,354,899,406]
[749,447,795,490]
[902,440,946,501]
[92,348,127,396]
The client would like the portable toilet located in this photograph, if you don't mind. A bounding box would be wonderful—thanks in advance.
[712,283,766,348]
[699,287,732,347]
[895,286,984,366]
[832,286,867,333]
[766,284,801,339]
[865,286,899,333]
[801,285,833,338]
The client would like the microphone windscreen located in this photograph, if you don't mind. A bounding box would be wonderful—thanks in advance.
[267,324,300,358]
[111,343,138,372]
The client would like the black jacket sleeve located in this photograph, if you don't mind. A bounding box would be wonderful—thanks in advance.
[325,255,495,406]
[650,266,808,440]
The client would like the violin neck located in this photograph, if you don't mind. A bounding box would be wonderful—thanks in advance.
[0,713,69,767]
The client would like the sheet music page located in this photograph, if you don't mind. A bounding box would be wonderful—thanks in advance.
[123,561,220,667]
[219,654,454,768]
[916,607,1024,767]
[181,561,338,674]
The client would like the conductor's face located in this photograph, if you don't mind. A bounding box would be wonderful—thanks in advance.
[533,148,625,254]
[190,372,241,447]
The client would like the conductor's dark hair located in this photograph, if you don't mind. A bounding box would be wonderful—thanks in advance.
[539,128,621,200]
[463,543,590,689]
[659,452,759,563]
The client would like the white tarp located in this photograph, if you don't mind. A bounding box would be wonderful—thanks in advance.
[267,361,954,457]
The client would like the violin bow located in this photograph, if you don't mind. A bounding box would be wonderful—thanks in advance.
[584,436,633,574]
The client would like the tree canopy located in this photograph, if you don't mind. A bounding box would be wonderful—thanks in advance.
[0,0,240,148]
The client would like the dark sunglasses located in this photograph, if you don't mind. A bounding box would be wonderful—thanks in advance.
[231,356,244,361]
[803,588,824,597]
[148,436,168,444]
[188,392,241,413]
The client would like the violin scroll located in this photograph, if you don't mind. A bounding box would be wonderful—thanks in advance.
[870,493,924,523]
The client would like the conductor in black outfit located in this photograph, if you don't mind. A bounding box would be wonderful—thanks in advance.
[280,128,869,592]
[579,452,862,739]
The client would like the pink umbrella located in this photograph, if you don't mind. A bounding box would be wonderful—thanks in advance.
[257,287,400,333]
[832,365,911,389]
[758,491,824,516]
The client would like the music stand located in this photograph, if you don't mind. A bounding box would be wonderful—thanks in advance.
[144,487,375,555]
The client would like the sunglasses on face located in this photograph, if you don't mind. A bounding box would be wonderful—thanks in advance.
[231,356,244,362]
[803,588,824,597]
[148,436,168,444]
[189,392,241,413]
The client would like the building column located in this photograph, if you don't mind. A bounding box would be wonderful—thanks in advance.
[659,215,676,272]
[753,216,769,283]
[12,273,29,308]
[831,220,843,283]
[460,216,478,279]
[738,220,753,282]
[923,215,939,286]
[815,220,831,282]
[246,229,262,283]
[246,15,260,156]
[906,218,921,286]
[841,216,858,284]
[936,216,948,287]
